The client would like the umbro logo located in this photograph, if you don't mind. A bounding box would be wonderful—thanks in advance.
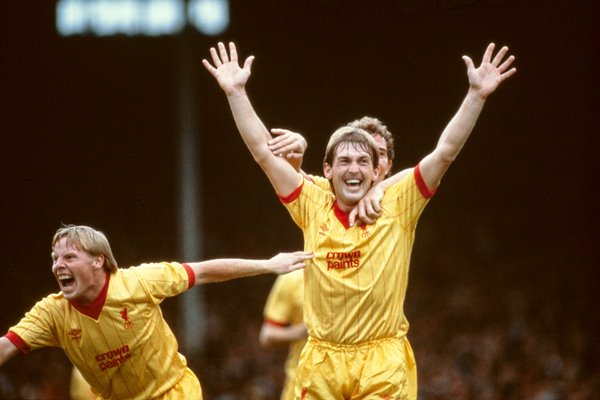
[319,222,330,236]
[68,328,82,340]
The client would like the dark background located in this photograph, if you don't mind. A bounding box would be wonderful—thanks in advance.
[1,0,599,399]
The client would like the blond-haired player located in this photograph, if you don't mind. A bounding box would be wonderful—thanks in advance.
[204,42,515,399]
[0,225,312,400]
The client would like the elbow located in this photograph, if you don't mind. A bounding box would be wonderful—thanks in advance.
[258,329,275,349]
[436,145,459,169]
[252,148,275,168]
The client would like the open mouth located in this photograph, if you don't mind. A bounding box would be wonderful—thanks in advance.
[58,274,75,288]
[345,179,362,189]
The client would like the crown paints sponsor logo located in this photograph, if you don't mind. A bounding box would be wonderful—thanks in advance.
[95,345,131,371]
[326,250,361,270]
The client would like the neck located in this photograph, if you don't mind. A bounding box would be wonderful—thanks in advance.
[78,271,108,305]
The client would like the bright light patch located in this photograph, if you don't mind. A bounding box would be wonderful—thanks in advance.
[144,0,185,36]
[188,0,230,36]
[90,0,140,36]
[55,0,200,36]
[56,0,88,36]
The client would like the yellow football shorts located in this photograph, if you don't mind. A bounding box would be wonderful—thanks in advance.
[294,336,417,400]
[160,368,203,400]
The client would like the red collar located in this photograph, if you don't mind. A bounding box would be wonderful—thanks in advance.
[69,273,110,320]
[333,202,351,229]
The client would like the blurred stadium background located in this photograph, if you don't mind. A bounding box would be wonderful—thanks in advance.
[1,1,598,398]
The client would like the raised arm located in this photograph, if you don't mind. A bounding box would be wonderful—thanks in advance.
[419,43,516,190]
[203,42,302,197]
[188,251,313,286]
[0,336,19,367]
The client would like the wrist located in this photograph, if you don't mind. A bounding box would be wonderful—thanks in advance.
[225,85,247,98]
[467,86,489,102]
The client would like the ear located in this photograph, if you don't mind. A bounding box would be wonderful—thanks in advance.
[384,160,393,177]
[92,255,105,270]
[323,163,332,179]
[372,166,381,183]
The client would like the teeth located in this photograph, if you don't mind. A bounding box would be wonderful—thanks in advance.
[58,274,73,280]
[346,179,360,185]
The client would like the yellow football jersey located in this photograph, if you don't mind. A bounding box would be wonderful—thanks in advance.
[8,262,201,400]
[281,167,431,345]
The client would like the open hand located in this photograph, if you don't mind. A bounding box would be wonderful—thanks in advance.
[203,42,254,95]
[463,43,517,99]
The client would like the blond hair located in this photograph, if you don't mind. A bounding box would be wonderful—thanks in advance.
[52,225,118,273]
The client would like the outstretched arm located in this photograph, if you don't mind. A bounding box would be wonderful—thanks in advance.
[203,42,302,197]
[0,336,19,367]
[419,43,516,190]
[189,251,313,285]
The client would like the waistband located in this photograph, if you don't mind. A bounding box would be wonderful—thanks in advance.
[307,335,405,351]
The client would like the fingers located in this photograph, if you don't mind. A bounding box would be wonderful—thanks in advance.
[462,55,475,71]
[501,66,517,81]
[285,152,303,160]
[201,59,216,74]
[268,129,305,155]
[491,45,509,66]
[286,251,313,272]
[209,46,222,67]
[498,55,515,73]
[358,202,380,225]
[243,55,254,74]
[217,42,229,63]
[270,128,293,136]
[349,208,358,227]
[481,42,495,64]
[228,42,238,63]
[294,251,313,260]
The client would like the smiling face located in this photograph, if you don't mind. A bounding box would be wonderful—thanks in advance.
[51,237,106,304]
[324,141,380,212]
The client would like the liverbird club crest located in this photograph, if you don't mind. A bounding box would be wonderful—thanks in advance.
[120,307,134,329]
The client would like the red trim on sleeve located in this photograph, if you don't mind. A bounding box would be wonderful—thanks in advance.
[278,180,304,204]
[5,331,30,354]
[264,318,289,328]
[182,263,196,289]
[414,163,436,199]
